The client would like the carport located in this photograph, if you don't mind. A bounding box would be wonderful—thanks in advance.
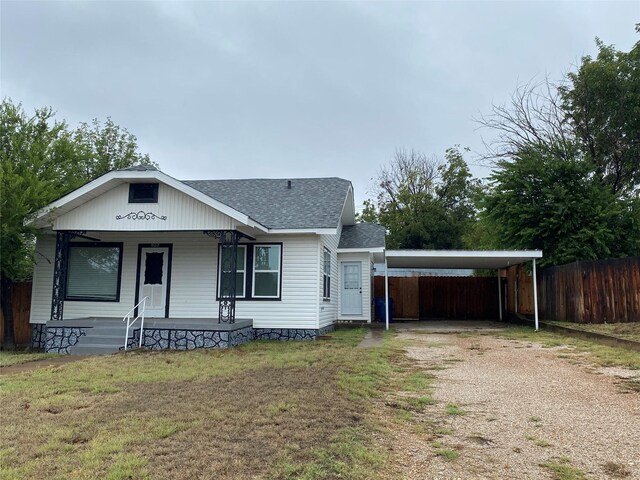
[383,250,543,331]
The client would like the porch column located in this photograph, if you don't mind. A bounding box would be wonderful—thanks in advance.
[205,230,239,324]
[384,258,390,331]
[497,268,502,321]
[532,258,539,331]
[50,231,71,322]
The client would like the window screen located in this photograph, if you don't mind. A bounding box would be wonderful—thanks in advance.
[252,245,281,298]
[66,244,122,301]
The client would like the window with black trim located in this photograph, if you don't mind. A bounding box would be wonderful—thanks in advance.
[129,183,159,203]
[216,243,282,300]
[66,242,123,301]
[252,244,281,298]
[322,248,331,300]
[217,245,247,298]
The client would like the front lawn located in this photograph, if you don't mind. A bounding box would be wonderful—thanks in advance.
[0,328,394,480]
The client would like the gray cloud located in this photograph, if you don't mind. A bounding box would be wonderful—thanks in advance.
[2,1,638,207]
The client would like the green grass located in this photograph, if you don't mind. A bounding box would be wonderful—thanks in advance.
[526,434,551,447]
[401,372,434,391]
[541,457,588,480]
[431,441,460,461]
[0,327,394,480]
[545,321,640,342]
[445,403,465,416]
[273,426,387,480]
[0,351,60,367]
[498,326,640,370]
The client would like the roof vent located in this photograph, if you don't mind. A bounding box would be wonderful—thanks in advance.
[287,180,292,189]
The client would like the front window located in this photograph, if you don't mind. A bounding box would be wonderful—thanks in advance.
[323,248,331,299]
[216,243,282,300]
[66,243,123,301]
[218,245,246,298]
[252,245,281,298]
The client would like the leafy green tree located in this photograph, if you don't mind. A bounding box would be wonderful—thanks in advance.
[476,30,640,266]
[359,147,480,249]
[479,146,640,267]
[559,37,640,195]
[72,118,151,180]
[0,99,152,349]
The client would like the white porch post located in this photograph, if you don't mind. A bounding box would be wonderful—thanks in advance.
[384,258,390,331]
[532,258,539,331]
[497,268,503,321]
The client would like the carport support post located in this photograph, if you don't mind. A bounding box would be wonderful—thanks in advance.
[532,258,539,331]
[497,268,502,321]
[384,259,390,331]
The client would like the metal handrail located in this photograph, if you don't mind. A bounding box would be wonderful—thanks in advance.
[123,297,148,350]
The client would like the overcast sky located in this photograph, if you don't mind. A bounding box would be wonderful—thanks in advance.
[2,1,638,209]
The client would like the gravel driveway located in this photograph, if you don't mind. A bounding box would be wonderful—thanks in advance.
[382,323,639,479]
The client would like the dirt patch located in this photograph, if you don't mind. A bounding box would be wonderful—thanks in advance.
[382,332,640,479]
[0,355,88,375]
[127,366,363,479]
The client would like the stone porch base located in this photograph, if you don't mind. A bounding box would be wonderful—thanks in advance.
[31,321,335,354]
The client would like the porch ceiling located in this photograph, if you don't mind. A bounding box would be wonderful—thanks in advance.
[385,250,543,270]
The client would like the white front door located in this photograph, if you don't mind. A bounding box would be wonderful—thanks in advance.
[138,247,169,318]
[341,262,362,315]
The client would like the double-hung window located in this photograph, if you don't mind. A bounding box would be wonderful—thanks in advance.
[66,242,123,301]
[322,248,331,300]
[252,245,281,298]
[217,243,282,300]
[218,245,246,298]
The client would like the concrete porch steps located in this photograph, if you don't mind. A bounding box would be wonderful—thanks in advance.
[70,344,122,355]
[68,324,129,355]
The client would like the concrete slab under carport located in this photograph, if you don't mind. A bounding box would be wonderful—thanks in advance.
[390,320,506,333]
[382,250,543,331]
[357,320,506,348]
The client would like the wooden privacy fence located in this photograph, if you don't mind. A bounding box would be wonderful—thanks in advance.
[538,256,640,323]
[504,265,535,315]
[374,276,499,320]
[0,282,33,345]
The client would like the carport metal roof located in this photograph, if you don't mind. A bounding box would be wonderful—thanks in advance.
[385,250,543,270]
[382,249,543,331]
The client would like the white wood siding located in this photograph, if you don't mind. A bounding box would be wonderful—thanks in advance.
[318,226,341,328]
[337,252,373,322]
[54,183,237,231]
[30,232,320,329]
[232,235,320,329]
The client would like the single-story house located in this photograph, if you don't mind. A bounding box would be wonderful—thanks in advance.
[28,166,386,354]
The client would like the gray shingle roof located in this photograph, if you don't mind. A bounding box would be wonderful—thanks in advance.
[183,178,352,229]
[122,164,158,171]
[338,223,386,249]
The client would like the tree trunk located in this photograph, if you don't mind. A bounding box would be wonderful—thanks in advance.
[1,274,16,350]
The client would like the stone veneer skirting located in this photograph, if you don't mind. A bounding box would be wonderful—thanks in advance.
[38,326,88,354]
[32,324,335,353]
[253,325,334,341]
[125,325,255,350]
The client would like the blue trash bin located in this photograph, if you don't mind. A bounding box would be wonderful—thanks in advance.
[374,298,394,323]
